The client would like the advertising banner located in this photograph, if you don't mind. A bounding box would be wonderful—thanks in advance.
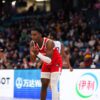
[60,69,100,100]
[0,70,14,97]
[14,69,51,99]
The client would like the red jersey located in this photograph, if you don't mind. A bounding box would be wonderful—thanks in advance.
[33,37,48,55]
[32,37,63,72]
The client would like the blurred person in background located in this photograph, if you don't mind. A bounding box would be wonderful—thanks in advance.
[88,35,96,47]
[80,48,93,68]
[48,32,73,71]
[71,47,80,68]
[92,42,100,68]
[0,42,7,69]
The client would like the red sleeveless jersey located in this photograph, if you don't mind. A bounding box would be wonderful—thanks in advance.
[33,37,49,55]
[33,37,62,72]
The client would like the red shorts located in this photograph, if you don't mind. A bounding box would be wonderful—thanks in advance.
[41,63,62,72]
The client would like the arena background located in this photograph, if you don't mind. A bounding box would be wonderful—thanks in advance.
[0,0,100,100]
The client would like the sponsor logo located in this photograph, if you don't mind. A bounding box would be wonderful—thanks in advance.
[0,77,10,85]
[76,73,98,98]
[14,70,51,99]
[16,77,41,89]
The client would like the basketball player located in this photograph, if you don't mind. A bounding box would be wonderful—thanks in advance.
[30,26,62,100]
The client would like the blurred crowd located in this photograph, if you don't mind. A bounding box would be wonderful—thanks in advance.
[0,3,100,69]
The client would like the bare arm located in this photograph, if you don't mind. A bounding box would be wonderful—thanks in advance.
[46,39,55,58]
[30,41,36,62]
[61,44,73,71]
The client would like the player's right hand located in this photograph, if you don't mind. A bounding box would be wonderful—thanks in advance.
[32,47,39,56]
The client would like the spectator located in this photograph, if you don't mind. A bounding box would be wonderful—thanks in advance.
[0,42,6,69]
[80,48,93,68]
[92,43,100,68]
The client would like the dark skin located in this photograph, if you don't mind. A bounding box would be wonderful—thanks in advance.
[30,30,55,100]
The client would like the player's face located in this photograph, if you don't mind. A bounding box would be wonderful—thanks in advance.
[31,31,40,42]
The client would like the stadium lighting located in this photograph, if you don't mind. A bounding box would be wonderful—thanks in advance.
[2,0,5,3]
[12,1,16,6]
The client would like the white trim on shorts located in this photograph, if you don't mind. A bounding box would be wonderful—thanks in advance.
[41,72,51,79]
[41,71,61,79]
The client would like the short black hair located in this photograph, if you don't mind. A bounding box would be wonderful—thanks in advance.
[31,24,44,37]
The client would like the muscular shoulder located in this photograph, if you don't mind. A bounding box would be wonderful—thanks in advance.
[46,39,54,50]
